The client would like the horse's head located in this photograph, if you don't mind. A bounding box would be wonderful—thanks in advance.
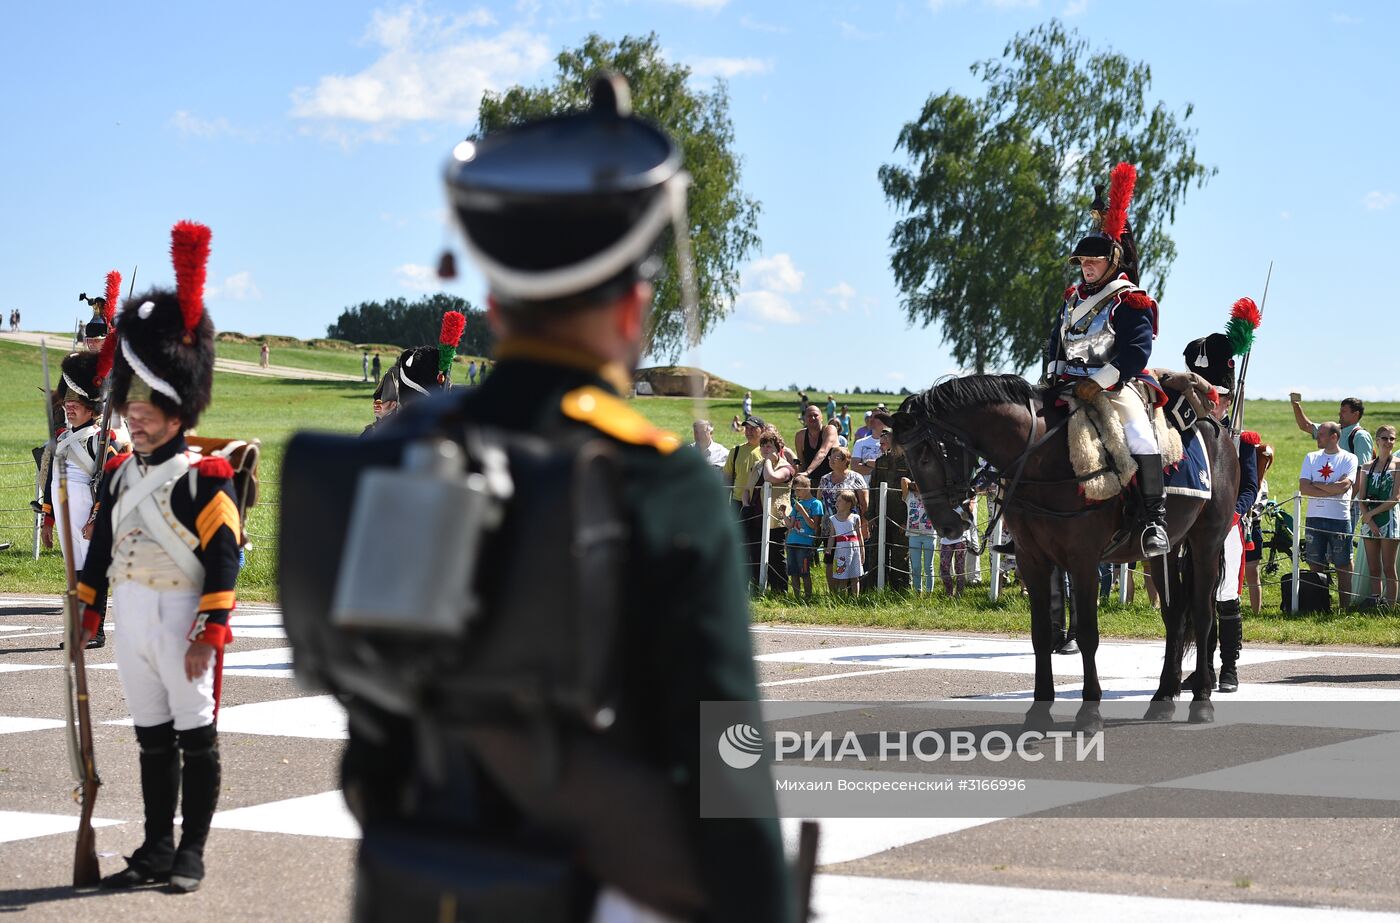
[893,399,977,538]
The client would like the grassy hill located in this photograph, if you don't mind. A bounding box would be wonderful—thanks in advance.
[2,336,1397,645]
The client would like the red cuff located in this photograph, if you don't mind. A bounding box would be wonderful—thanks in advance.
[193,620,233,651]
[82,607,102,638]
[44,513,55,526]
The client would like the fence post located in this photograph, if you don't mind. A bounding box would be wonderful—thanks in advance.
[1290,492,1302,613]
[989,517,1002,603]
[758,481,771,592]
[1118,563,1129,606]
[877,483,888,590]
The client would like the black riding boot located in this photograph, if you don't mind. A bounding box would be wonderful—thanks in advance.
[1218,601,1243,693]
[170,724,221,893]
[1132,454,1171,558]
[102,722,179,888]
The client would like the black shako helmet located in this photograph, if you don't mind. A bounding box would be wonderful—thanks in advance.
[443,72,686,310]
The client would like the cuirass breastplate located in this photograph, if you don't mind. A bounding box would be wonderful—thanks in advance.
[1061,296,1119,369]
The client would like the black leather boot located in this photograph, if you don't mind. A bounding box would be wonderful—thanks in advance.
[170,724,221,893]
[102,722,179,889]
[1218,601,1243,693]
[1132,454,1170,558]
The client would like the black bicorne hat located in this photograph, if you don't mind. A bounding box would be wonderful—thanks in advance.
[109,223,216,427]
[57,351,102,407]
[444,73,685,308]
[1183,333,1235,394]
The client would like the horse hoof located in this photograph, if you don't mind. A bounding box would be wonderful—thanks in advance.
[1073,704,1103,736]
[1188,700,1215,724]
[1022,703,1056,734]
[1143,700,1176,722]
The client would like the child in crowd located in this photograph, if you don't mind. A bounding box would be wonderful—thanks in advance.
[939,499,974,597]
[827,490,864,597]
[901,476,937,593]
[785,475,824,600]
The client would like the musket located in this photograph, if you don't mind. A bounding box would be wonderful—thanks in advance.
[42,341,102,888]
[1229,261,1272,437]
[88,266,135,499]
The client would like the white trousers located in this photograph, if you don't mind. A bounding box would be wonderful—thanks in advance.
[1107,383,1158,456]
[590,888,682,923]
[53,464,93,570]
[1216,516,1245,603]
[112,582,215,730]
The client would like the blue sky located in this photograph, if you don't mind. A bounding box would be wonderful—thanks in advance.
[4,0,1397,402]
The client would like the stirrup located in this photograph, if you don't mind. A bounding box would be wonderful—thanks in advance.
[1139,521,1170,557]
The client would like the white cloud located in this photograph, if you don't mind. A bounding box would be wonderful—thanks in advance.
[1332,12,1361,24]
[827,281,857,312]
[735,253,804,326]
[171,110,244,140]
[290,2,550,133]
[886,371,907,382]
[1279,210,1292,221]
[745,254,804,294]
[1063,0,1088,15]
[838,21,879,40]
[394,262,440,291]
[740,14,788,33]
[737,291,800,325]
[927,0,967,9]
[206,271,262,301]
[1363,191,1396,211]
[687,56,772,79]
[659,0,729,8]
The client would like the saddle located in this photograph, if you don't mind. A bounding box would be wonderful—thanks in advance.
[1065,382,1186,502]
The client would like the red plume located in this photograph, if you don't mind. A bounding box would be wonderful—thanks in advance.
[1102,162,1137,242]
[170,221,212,335]
[96,329,118,382]
[1230,296,1261,329]
[439,310,466,347]
[1241,431,1261,446]
[104,270,122,325]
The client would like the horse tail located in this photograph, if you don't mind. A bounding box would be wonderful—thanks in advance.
[1172,546,1195,656]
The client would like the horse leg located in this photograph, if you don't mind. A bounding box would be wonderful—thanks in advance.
[1187,540,1217,724]
[1069,559,1104,735]
[1019,554,1057,732]
[1144,553,1180,721]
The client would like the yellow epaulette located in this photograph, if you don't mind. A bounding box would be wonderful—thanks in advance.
[561,386,680,454]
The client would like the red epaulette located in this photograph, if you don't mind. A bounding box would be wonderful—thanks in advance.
[1119,291,1157,311]
[197,456,234,479]
[1241,431,1261,446]
[104,452,132,473]
[1063,285,1077,301]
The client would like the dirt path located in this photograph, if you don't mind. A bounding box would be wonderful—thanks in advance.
[0,331,362,382]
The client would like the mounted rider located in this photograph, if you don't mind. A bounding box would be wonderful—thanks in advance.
[1045,163,1169,557]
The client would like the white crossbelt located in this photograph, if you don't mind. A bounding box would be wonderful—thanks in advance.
[1067,278,1135,329]
[55,424,99,477]
[110,454,205,585]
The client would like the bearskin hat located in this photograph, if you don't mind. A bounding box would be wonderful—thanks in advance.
[57,351,102,408]
[109,222,216,427]
[393,310,466,403]
[1183,333,1235,394]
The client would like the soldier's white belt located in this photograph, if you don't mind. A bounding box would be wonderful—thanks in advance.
[109,455,204,587]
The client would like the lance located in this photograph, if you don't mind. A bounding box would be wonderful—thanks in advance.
[1229,262,1271,436]
[41,341,103,888]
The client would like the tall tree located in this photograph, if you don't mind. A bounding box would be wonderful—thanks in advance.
[476,33,760,361]
[327,293,492,355]
[879,21,1215,374]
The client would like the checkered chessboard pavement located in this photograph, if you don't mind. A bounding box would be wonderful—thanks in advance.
[3,594,1400,921]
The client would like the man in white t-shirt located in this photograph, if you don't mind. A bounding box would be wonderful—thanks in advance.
[1299,421,1359,605]
[690,419,729,468]
[852,411,890,477]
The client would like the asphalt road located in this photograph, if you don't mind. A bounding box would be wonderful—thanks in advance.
[3,594,1398,922]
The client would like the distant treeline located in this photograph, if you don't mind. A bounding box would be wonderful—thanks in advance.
[326,294,494,355]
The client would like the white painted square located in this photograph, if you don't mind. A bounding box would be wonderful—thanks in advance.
[212,791,360,839]
[216,694,348,739]
[0,810,125,844]
[0,716,67,734]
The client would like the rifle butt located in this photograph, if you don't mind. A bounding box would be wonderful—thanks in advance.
[73,806,101,888]
[795,820,820,921]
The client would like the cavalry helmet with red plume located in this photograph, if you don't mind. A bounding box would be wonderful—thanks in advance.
[1070,163,1140,284]
[109,222,217,427]
[79,269,123,341]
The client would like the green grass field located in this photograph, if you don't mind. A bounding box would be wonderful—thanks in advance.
[3,336,1398,646]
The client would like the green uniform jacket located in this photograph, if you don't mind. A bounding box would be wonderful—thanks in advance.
[345,337,793,923]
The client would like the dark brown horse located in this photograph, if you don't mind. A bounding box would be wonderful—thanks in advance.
[893,375,1240,732]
